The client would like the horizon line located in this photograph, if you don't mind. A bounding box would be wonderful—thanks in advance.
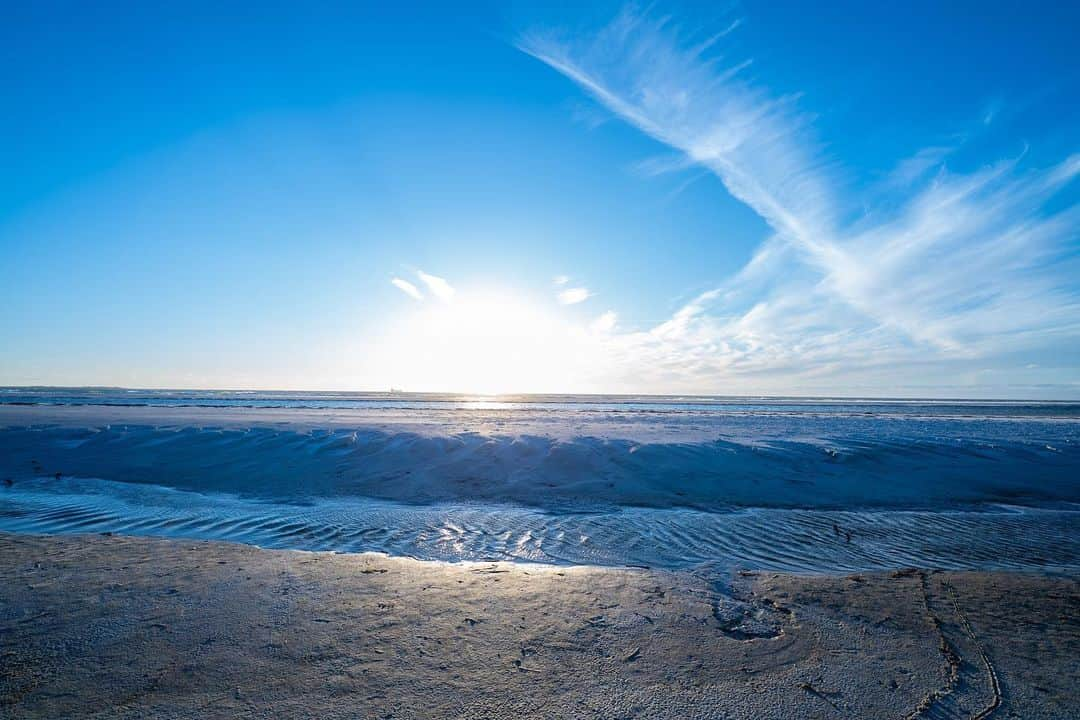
[1,385,1078,404]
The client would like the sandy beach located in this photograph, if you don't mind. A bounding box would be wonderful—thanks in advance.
[2,532,1077,719]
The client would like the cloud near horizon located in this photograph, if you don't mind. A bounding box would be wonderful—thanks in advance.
[519,8,1080,394]
[417,270,456,302]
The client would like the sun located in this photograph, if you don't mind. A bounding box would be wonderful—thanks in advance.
[367,288,609,395]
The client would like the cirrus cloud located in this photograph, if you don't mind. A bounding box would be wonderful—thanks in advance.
[519,7,1080,397]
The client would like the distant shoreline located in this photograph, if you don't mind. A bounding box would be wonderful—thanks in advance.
[3,385,1080,404]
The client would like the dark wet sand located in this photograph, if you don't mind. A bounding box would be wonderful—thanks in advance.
[1,532,1077,719]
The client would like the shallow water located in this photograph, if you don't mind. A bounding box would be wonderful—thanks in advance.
[1,476,1077,573]
[1,391,1078,572]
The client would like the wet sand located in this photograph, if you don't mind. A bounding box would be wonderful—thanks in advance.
[1,533,1077,719]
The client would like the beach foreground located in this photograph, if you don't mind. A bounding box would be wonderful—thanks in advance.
[1,533,1076,719]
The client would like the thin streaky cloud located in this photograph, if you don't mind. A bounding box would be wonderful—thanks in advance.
[519,7,1080,391]
[553,275,570,285]
[878,145,953,190]
[633,152,699,178]
[519,12,838,262]
[391,277,424,301]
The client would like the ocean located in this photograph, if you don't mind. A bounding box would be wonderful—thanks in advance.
[1,388,1077,573]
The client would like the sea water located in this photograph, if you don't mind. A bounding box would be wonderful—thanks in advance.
[1,389,1077,573]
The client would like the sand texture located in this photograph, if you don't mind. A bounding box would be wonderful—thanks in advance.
[1,532,1077,719]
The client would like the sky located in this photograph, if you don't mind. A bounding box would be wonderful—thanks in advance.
[2,1,1079,398]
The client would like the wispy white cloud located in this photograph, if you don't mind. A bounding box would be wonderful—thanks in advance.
[520,8,1080,394]
[878,145,954,190]
[591,310,617,333]
[391,277,424,301]
[558,287,592,305]
[553,274,570,285]
[520,11,838,264]
[417,270,456,303]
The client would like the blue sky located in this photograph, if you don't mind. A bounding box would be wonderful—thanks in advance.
[2,1,1078,397]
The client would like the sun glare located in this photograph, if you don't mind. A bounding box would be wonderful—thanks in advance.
[370,289,609,394]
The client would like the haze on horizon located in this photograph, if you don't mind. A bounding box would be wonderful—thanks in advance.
[3,2,1079,400]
